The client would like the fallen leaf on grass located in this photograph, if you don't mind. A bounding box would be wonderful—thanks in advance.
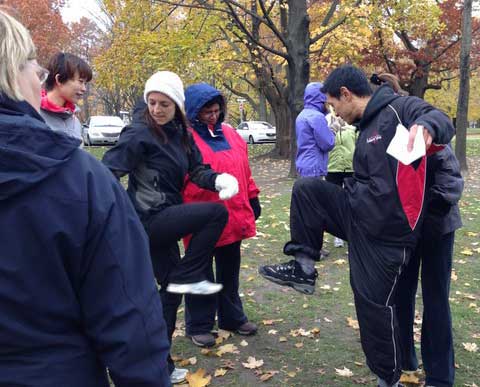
[347,317,359,330]
[214,368,227,377]
[400,372,421,384]
[268,329,277,335]
[451,271,458,281]
[354,361,364,367]
[242,356,264,369]
[279,336,288,342]
[240,340,248,347]
[216,344,239,357]
[258,370,279,382]
[262,318,284,326]
[467,231,478,237]
[319,284,331,290]
[246,276,255,282]
[335,367,353,377]
[287,371,297,377]
[179,357,197,366]
[334,259,347,265]
[220,359,236,369]
[200,348,216,357]
[463,342,478,352]
[324,317,332,323]
[185,369,211,387]
[295,342,303,348]
[461,249,474,256]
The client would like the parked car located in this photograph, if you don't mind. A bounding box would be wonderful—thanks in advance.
[83,116,125,146]
[236,121,276,144]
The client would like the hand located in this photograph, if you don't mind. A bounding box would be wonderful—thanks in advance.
[407,124,432,152]
[215,173,239,200]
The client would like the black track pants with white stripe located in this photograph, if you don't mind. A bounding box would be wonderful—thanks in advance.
[285,177,412,385]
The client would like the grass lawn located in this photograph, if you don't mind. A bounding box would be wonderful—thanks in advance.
[87,140,480,387]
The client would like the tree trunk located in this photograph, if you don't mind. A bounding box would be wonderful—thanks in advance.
[286,0,310,177]
[408,64,429,98]
[269,96,291,158]
[258,92,268,122]
[455,0,472,172]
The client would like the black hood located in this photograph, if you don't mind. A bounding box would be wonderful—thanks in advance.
[0,94,80,199]
[358,85,400,129]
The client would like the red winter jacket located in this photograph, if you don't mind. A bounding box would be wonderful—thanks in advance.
[183,123,259,247]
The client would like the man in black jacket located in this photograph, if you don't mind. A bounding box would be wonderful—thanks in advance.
[259,65,455,387]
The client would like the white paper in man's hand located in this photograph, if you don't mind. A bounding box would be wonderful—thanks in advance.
[386,124,426,165]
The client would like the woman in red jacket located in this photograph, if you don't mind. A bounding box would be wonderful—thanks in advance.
[183,83,261,347]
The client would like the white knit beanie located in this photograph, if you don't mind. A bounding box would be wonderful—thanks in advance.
[143,71,185,111]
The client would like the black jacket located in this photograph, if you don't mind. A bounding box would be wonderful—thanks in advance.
[424,146,463,235]
[345,86,455,247]
[102,106,218,224]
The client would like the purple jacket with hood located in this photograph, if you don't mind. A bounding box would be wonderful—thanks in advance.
[295,82,335,177]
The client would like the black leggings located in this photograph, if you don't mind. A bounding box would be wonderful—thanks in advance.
[147,202,228,285]
[146,202,228,374]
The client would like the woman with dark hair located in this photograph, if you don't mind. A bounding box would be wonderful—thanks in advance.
[182,83,261,347]
[40,52,92,141]
[103,71,239,384]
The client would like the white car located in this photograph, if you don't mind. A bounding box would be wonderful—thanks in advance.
[236,121,276,144]
[83,116,125,146]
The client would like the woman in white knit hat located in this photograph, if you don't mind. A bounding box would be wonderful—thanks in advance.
[103,70,239,384]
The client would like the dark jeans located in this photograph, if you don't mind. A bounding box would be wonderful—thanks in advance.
[325,171,353,187]
[146,202,228,373]
[286,178,411,385]
[396,232,455,387]
[185,241,247,335]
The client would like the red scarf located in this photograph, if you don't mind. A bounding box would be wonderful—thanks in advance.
[40,89,76,114]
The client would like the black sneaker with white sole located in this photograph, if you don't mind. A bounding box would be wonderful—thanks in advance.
[258,260,317,295]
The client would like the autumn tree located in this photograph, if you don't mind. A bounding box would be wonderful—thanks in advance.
[153,0,369,175]
[68,17,105,120]
[1,0,70,65]
[361,0,480,98]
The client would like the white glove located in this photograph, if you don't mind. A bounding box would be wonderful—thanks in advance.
[215,173,239,200]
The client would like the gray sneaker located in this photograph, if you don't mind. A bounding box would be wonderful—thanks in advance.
[189,333,216,347]
[170,367,188,384]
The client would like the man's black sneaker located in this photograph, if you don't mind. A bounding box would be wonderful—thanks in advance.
[258,260,317,295]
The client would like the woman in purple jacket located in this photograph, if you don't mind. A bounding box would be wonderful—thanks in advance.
[295,82,335,178]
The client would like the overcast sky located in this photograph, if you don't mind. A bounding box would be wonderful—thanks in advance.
[61,0,102,24]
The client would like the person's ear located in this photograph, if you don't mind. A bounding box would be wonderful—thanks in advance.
[339,86,351,101]
[54,74,62,86]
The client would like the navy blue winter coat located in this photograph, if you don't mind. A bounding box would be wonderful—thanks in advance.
[0,95,171,386]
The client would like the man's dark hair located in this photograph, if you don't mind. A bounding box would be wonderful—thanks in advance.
[321,65,372,98]
[44,52,93,91]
